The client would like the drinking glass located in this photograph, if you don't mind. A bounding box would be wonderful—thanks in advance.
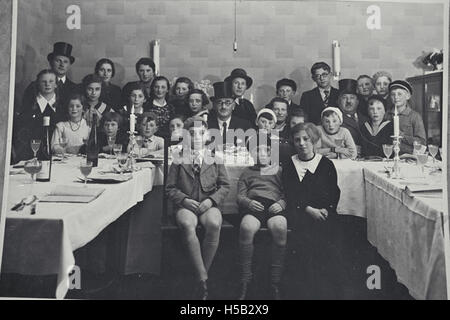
[413,141,422,155]
[24,159,42,195]
[117,153,128,174]
[30,139,41,159]
[382,144,393,161]
[428,145,438,164]
[113,144,123,157]
[334,139,344,159]
[79,159,93,187]
[59,137,68,161]
[416,152,428,177]
[107,136,115,155]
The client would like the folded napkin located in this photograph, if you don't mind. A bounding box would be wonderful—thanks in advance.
[40,185,105,203]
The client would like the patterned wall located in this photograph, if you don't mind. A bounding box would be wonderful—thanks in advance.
[16,0,444,110]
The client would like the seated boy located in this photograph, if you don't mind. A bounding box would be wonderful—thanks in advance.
[130,112,164,156]
[165,117,230,300]
[317,107,357,159]
[237,142,287,300]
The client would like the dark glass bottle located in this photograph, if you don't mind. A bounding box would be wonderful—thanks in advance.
[86,113,99,167]
[36,116,52,182]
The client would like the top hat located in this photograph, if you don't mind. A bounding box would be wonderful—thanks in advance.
[276,78,297,92]
[210,81,234,101]
[224,68,253,89]
[47,42,75,64]
[338,79,358,95]
[389,80,413,95]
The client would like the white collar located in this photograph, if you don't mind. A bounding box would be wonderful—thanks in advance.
[57,76,66,84]
[364,120,390,136]
[153,99,167,107]
[36,93,56,113]
[218,117,231,129]
[291,153,322,182]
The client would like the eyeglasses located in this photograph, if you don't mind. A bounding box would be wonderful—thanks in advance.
[216,100,234,107]
[314,72,330,80]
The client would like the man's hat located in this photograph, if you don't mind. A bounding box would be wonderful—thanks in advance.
[276,78,297,92]
[47,42,75,64]
[210,81,234,101]
[338,79,358,95]
[389,80,413,95]
[224,68,253,89]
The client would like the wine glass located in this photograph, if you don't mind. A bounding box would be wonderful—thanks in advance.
[30,139,41,159]
[117,153,128,174]
[334,138,344,159]
[79,159,93,187]
[382,144,393,162]
[107,136,115,155]
[413,141,422,155]
[24,159,42,195]
[428,145,438,165]
[59,137,69,161]
[416,152,428,177]
[113,144,123,157]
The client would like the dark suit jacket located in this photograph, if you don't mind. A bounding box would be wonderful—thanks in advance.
[19,78,78,117]
[300,87,339,125]
[101,83,122,112]
[166,159,230,208]
[341,112,369,147]
[13,99,66,162]
[233,98,257,125]
[208,116,254,148]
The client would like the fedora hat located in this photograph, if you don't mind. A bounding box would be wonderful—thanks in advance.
[47,42,75,64]
[224,68,253,89]
[210,81,234,101]
[338,79,358,95]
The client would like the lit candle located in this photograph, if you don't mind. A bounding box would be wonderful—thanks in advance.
[249,93,254,104]
[332,40,341,80]
[130,104,136,133]
[393,106,400,137]
[153,40,160,76]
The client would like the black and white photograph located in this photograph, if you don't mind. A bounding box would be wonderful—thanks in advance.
[0,0,448,304]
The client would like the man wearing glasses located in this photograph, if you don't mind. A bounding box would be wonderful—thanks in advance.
[208,81,253,149]
[300,62,339,125]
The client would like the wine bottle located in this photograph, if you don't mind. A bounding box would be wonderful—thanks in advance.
[86,112,99,167]
[36,116,52,182]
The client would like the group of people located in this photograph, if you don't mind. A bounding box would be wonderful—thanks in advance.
[12,41,429,300]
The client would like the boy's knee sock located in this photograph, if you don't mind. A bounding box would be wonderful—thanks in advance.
[202,232,220,273]
[238,242,254,284]
[271,243,286,285]
[185,232,208,281]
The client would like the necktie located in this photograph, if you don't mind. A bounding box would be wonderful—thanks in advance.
[222,121,227,147]
[192,151,201,175]
[323,90,330,107]
[58,79,64,88]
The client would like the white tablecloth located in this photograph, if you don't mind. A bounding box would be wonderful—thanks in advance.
[362,162,445,300]
[4,156,155,299]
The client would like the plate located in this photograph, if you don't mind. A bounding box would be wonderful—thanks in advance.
[78,172,132,183]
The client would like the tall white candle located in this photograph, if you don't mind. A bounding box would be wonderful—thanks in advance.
[153,40,160,76]
[130,104,136,133]
[332,40,341,79]
[393,106,400,137]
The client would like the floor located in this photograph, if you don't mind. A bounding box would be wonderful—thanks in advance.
[0,216,413,300]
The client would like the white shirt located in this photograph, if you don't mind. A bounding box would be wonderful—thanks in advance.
[319,87,331,101]
[291,153,322,182]
[57,75,66,84]
[218,117,232,133]
[153,99,167,107]
[36,93,57,113]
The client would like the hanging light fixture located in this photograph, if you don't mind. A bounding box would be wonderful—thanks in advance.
[233,0,238,53]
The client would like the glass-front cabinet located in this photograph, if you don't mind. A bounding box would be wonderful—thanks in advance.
[407,71,443,146]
